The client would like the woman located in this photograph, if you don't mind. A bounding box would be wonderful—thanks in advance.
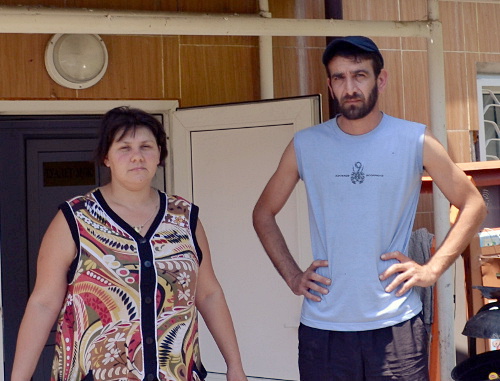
[12,107,247,381]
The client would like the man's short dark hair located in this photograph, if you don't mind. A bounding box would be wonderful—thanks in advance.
[322,36,384,77]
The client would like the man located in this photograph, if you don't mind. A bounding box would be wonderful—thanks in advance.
[252,36,486,381]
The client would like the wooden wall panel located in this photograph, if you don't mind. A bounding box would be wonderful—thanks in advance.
[0,0,258,12]
[65,0,172,10]
[177,0,257,13]
[269,0,327,120]
[402,51,430,126]
[0,0,68,6]
[399,0,427,21]
[179,44,259,107]
[0,0,176,10]
[479,54,500,68]
[273,35,326,50]
[400,0,427,51]
[270,0,325,49]
[0,0,256,12]
[273,47,300,99]
[78,35,165,99]
[271,0,324,19]
[273,45,328,119]
[477,3,500,54]
[162,36,181,101]
[413,212,435,237]
[0,34,76,99]
[466,52,481,132]
[378,49,404,119]
[440,1,465,52]
[447,130,472,163]
[401,36,426,55]
[417,191,434,214]
[444,52,468,133]
[180,36,256,46]
[415,192,435,233]
[178,35,260,108]
[462,2,479,53]
[342,0,400,50]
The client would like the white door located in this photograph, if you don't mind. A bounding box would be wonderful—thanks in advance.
[172,96,321,380]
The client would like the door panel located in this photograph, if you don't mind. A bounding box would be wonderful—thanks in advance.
[26,139,108,290]
[172,96,321,380]
[0,117,103,379]
[25,138,109,378]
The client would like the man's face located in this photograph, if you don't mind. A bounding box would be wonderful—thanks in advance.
[327,56,380,120]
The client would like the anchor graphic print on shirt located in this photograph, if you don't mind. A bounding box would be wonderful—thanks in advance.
[333,161,384,184]
[351,162,365,184]
[51,189,206,381]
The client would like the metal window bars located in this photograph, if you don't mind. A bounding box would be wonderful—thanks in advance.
[483,90,500,160]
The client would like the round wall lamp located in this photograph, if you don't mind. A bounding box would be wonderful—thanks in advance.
[45,34,108,89]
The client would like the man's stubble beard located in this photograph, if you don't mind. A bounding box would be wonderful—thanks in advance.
[337,84,378,120]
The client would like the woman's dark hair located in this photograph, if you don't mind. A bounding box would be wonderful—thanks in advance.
[95,106,168,166]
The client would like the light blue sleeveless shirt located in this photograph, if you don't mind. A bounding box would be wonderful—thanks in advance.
[294,113,425,331]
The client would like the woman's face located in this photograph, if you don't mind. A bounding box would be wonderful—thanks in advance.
[104,126,161,190]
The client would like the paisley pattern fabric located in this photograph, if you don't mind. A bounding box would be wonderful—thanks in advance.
[51,189,206,381]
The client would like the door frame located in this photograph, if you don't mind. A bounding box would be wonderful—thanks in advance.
[0,99,178,378]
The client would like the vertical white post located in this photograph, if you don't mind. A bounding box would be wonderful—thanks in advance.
[259,0,274,99]
[427,0,456,379]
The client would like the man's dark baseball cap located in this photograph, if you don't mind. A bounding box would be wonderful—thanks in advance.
[322,36,384,67]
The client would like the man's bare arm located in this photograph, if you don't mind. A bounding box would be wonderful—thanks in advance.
[253,140,330,302]
[380,128,487,295]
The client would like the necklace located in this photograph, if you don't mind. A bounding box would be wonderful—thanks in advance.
[133,203,158,233]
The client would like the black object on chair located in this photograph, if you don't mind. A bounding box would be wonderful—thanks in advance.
[451,286,500,381]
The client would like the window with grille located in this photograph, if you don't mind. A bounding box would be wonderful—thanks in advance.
[477,75,500,161]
